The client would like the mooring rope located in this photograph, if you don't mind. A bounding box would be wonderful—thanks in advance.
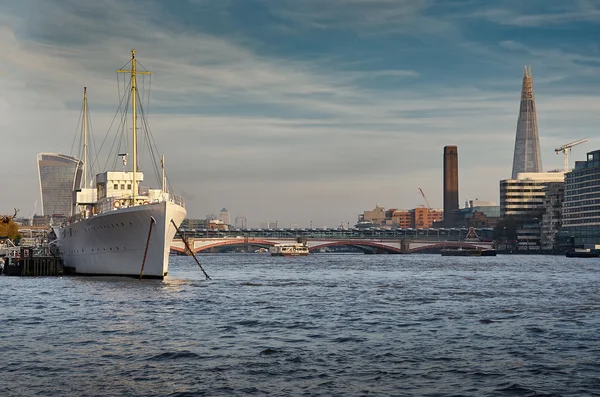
[139,216,156,280]
[171,219,211,280]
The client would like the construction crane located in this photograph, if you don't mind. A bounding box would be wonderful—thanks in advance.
[418,188,431,210]
[555,138,588,172]
[28,200,37,227]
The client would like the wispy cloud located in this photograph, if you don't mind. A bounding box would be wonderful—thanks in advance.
[1,0,599,225]
[473,0,600,27]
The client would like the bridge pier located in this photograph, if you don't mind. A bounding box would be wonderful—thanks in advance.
[400,239,409,254]
[184,237,195,256]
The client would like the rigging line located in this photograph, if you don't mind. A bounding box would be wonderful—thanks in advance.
[77,124,83,177]
[137,97,162,186]
[117,71,121,111]
[111,94,131,171]
[97,79,131,173]
[147,74,152,116]
[104,81,132,172]
[136,59,150,73]
[69,100,85,157]
[137,83,147,169]
[163,168,174,195]
[86,104,99,181]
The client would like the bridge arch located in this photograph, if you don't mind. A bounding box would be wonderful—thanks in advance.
[309,241,403,254]
[193,239,278,253]
[408,241,484,253]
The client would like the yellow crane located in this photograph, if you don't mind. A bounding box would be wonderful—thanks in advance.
[555,138,588,172]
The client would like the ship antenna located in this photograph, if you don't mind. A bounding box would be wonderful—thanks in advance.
[117,49,151,206]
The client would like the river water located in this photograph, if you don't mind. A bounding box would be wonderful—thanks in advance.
[1,254,599,396]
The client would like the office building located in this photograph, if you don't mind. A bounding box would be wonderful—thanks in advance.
[511,66,542,178]
[412,207,443,229]
[358,205,442,229]
[455,200,500,228]
[540,183,564,250]
[359,205,387,225]
[234,216,248,229]
[500,172,565,218]
[443,145,459,225]
[37,153,82,217]
[563,149,600,247]
[218,208,231,226]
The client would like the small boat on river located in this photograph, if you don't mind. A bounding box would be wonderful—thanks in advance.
[270,243,309,257]
[441,248,497,257]
[565,249,600,258]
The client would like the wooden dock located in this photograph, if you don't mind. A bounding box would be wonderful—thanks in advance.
[2,247,63,277]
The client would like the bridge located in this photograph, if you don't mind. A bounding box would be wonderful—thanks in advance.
[171,227,495,254]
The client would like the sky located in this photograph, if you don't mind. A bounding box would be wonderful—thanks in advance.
[1,0,600,228]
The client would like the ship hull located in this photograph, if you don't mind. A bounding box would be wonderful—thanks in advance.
[55,202,186,279]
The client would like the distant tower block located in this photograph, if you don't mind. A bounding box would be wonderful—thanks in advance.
[235,216,247,229]
[218,208,231,226]
[443,145,459,224]
[511,66,542,179]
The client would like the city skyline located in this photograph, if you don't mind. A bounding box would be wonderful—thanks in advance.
[1,1,599,227]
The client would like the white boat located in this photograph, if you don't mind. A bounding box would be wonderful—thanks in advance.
[54,50,186,279]
[270,243,310,257]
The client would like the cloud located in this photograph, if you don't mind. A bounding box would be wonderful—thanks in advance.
[474,1,600,27]
[1,0,600,226]
[267,0,459,36]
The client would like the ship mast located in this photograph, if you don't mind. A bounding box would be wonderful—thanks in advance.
[83,87,88,188]
[117,49,151,206]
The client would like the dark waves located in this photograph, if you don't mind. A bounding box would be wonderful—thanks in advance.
[1,254,599,396]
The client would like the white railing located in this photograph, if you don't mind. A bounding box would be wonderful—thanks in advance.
[168,194,185,208]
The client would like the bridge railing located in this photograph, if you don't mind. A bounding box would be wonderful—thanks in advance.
[176,227,495,242]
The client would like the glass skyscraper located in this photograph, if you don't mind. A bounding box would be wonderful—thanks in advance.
[511,66,542,179]
[37,153,83,217]
[563,149,600,247]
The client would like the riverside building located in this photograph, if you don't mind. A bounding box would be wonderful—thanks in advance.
[500,172,565,218]
[357,205,442,229]
[540,183,564,250]
[563,149,600,248]
[500,172,564,250]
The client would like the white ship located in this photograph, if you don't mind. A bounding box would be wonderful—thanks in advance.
[54,50,186,279]
[270,243,310,256]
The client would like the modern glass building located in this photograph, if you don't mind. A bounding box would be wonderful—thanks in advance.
[563,149,600,247]
[511,66,543,179]
[500,172,565,218]
[37,153,83,217]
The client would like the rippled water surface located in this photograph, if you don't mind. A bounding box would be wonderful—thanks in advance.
[1,254,600,396]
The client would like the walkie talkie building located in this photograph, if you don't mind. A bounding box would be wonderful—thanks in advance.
[511,66,542,179]
[37,153,82,217]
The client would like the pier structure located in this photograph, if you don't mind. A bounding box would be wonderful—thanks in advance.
[2,246,63,276]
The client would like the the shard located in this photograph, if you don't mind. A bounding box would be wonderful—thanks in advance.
[511,66,542,179]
